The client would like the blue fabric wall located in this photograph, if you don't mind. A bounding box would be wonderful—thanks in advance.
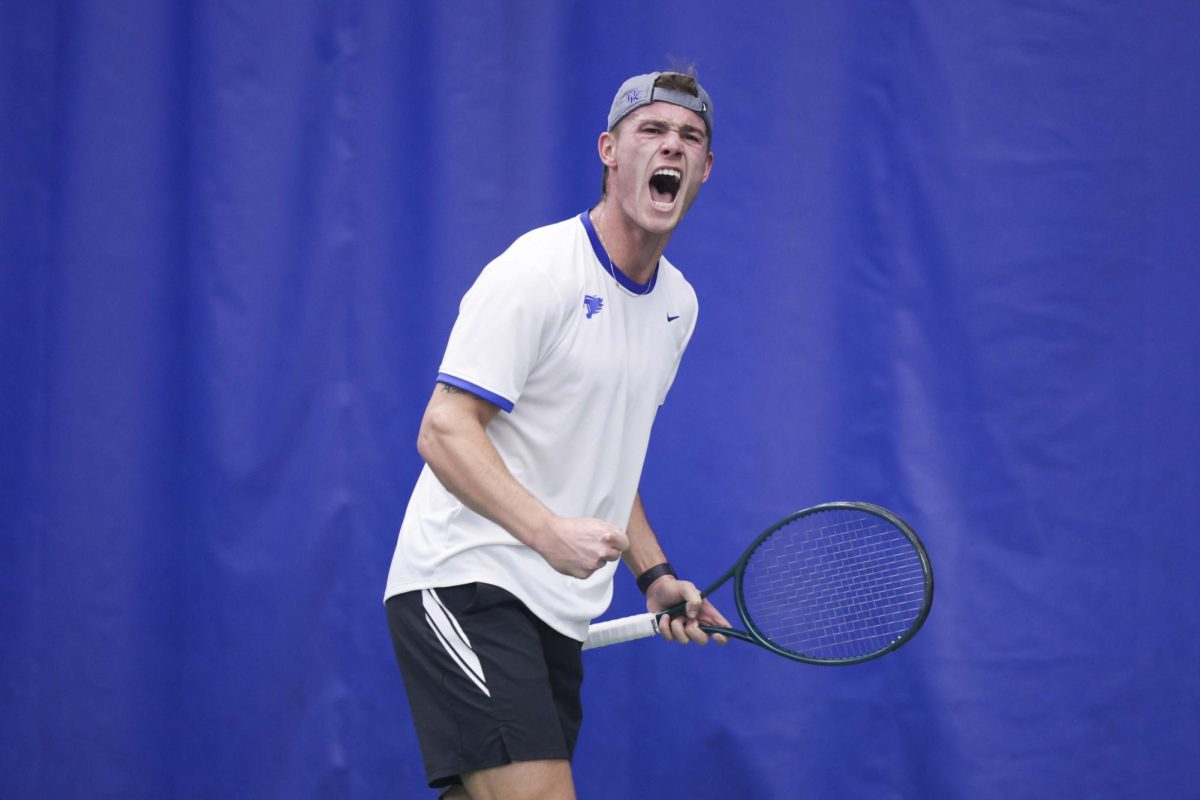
[3,2,1198,798]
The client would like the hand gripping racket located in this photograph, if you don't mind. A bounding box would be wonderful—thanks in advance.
[583,502,934,665]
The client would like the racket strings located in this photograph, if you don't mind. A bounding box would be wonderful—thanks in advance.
[741,510,928,661]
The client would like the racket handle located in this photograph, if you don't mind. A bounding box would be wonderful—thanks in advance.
[581,612,661,650]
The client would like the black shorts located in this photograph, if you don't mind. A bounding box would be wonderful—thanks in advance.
[385,583,584,790]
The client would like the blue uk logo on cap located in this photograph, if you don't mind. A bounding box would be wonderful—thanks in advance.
[624,88,643,105]
[583,295,604,318]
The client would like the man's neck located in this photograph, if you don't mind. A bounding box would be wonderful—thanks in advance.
[589,202,670,284]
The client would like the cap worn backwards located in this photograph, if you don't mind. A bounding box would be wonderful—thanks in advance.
[607,72,713,137]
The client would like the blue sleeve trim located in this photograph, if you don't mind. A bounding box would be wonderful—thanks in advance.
[435,373,515,413]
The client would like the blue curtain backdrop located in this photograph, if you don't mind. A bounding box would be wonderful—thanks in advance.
[3,1,1198,798]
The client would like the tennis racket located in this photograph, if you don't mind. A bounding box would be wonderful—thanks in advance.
[583,501,933,665]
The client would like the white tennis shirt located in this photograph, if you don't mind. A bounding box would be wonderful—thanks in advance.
[384,213,698,641]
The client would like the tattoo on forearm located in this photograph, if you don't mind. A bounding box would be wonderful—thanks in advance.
[440,383,466,395]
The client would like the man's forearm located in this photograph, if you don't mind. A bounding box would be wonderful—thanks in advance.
[621,492,669,576]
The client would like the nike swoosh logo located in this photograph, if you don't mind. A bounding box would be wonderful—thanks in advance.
[667,314,680,322]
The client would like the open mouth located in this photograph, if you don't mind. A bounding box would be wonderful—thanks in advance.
[648,168,682,210]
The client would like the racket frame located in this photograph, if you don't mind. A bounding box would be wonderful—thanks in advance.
[672,501,934,665]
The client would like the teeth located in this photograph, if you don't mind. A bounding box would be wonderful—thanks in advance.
[650,168,682,211]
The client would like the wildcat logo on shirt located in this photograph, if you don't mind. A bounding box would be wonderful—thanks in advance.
[583,295,604,319]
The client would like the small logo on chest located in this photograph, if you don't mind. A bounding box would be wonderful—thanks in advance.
[583,295,605,319]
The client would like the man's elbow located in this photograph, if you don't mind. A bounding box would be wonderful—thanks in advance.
[416,388,497,466]
[416,413,443,465]
[416,401,463,465]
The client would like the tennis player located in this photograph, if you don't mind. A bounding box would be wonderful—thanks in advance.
[384,69,730,800]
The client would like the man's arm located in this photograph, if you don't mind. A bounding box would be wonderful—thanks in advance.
[417,382,628,579]
[622,492,730,644]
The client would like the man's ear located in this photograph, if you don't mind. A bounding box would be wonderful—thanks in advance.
[701,149,714,184]
[597,130,617,167]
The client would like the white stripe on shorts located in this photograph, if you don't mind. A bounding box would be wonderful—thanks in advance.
[422,588,490,697]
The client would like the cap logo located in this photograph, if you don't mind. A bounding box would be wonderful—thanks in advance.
[624,88,643,106]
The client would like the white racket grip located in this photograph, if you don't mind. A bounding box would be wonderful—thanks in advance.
[581,612,661,650]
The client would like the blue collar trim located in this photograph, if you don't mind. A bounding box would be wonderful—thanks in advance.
[579,211,658,295]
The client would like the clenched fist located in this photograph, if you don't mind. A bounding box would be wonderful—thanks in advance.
[534,517,629,579]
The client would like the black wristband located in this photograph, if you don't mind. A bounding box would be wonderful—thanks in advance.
[636,562,676,594]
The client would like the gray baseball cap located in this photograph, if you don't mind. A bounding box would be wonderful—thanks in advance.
[607,71,713,136]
